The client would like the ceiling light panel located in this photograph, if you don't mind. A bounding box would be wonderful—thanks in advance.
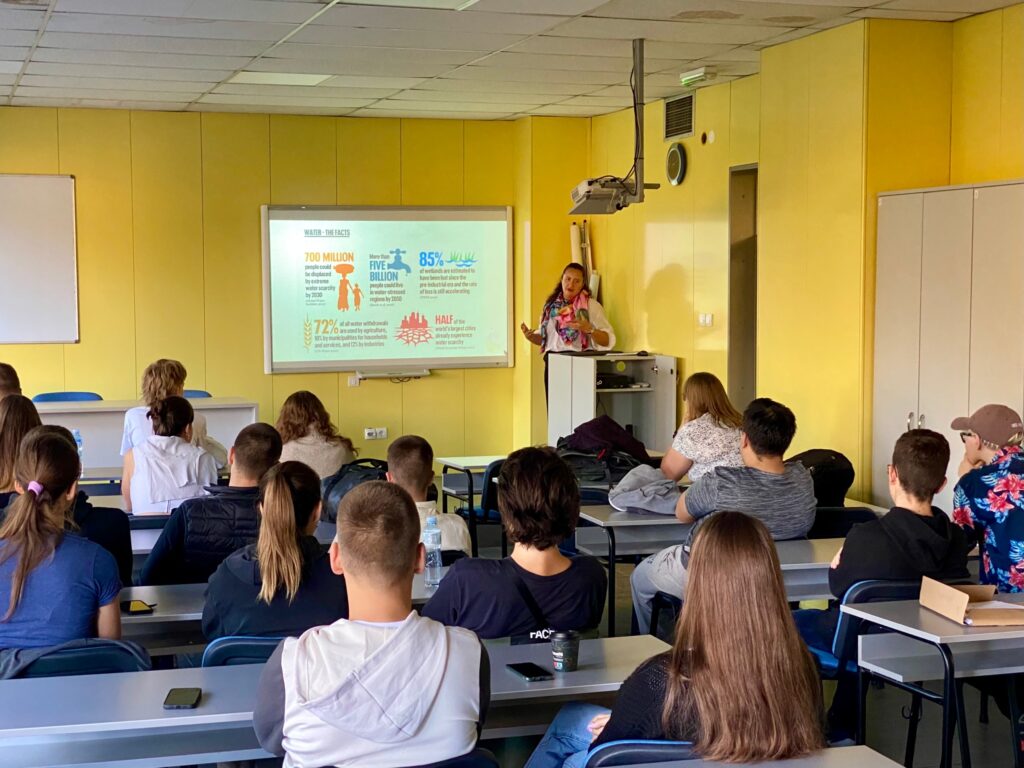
[228,71,332,85]
[546,16,793,44]
[317,74,428,89]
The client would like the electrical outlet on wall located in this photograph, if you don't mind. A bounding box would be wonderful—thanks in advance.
[364,428,375,440]
[377,427,388,440]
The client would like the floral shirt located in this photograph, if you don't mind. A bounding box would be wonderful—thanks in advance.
[952,445,1024,592]
[670,413,743,481]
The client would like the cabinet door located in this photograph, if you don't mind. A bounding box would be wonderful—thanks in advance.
[970,184,1024,413]
[918,189,973,512]
[872,193,923,507]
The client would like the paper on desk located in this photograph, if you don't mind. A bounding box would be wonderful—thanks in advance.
[963,601,1024,625]
[920,577,1024,626]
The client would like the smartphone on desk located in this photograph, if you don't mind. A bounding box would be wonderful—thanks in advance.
[506,662,554,682]
[163,687,202,710]
[120,599,155,615]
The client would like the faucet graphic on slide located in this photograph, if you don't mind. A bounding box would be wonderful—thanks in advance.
[387,248,412,274]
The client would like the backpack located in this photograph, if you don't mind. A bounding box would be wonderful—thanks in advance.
[556,447,644,487]
[789,448,854,508]
[320,458,388,522]
[557,415,651,464]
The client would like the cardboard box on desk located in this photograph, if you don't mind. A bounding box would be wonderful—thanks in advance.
[920,576,1024,626]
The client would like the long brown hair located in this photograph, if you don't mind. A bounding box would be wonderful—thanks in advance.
[275,391,356,456]
[256,461,321,604]
[0,428,80,620]
[0,395,42,491]
[683,372,742,429]
[141,359,187,408]
[663,512,825,761]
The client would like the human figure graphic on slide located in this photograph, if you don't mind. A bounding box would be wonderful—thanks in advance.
[352,283,363,311]
[334,263,355,311]
[387,248,412,274]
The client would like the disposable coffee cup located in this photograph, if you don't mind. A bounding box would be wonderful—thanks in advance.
[551,630,581,672]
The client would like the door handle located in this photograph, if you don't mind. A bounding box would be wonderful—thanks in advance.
[906,411,915,432]
[917,413,925,428]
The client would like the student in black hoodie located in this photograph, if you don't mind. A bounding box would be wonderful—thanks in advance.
[139,423,282,585]
[794,428,972,738]
[202,461,348,640]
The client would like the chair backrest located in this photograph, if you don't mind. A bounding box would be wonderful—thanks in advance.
[16,640,151,678]
[31,391,102,403]
[832,579,928,661]
[201,636,283,667]
[808,506,876,539]
[478,459,505,517]
[183,389,212,398]
[584,740,696,767]
[409,747,499,768]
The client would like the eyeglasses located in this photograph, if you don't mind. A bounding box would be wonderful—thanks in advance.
[960,431,975,443]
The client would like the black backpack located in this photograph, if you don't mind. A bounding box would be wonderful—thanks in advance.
[789,448,855,508]
[320,458,388,522]
[556,447,644,487]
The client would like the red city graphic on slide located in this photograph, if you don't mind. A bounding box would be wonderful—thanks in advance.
[396,311,432,345]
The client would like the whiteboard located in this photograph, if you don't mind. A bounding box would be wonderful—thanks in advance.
[0,175,79,343]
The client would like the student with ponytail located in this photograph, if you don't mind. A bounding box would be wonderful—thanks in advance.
[202,461,347,640]
[0,428,121,648]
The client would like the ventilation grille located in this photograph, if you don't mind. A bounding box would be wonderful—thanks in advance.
[665,93,694,139]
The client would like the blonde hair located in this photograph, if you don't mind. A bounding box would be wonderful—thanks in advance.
[256,461,321,604]
[141,359,187,408]
[663,512,825,761]
[683,372,742,429]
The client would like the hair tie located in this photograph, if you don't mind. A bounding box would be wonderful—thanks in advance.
[26,481,43,496]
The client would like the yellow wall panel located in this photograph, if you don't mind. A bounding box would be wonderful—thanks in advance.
[59,109,136,400]
[402,120,464,205]
[201,113,274,423]
[729,75,761,168]
[511,117,534,449]
[337,118,401,206]
[1001,5,1024,177]
[402,370,466,459]
[952,11,1005,182]
[465,121,516,206]
[130,111,206,393]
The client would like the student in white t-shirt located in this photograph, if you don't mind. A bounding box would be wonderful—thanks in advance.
[661,372,744,483]
[386,435,471,560]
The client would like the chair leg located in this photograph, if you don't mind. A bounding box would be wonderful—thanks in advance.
[980,691,990,724]
[903,692,922,768]
[955,680,972,768]
[649,595,662,639]
[1008,676,1023,768]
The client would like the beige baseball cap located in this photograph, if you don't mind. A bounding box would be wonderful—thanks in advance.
[951,404,1024,447]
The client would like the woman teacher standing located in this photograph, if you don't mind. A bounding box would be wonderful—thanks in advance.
[521,262,616,395]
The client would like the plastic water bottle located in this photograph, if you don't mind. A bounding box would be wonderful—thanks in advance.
[71,429,84,475]
[423,516,443,587]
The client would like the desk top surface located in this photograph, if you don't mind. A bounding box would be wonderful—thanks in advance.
[842,593,1024,644]
[0,635,666,738]
[636,746,899,768]
[34,396,257,415]
[578,505,686,528]
[437,455,505,471]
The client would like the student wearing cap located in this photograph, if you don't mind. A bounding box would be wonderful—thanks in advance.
[951,404,1024,592]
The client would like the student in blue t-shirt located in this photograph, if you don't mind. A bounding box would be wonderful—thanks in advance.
[421,447,607,641]
[0,428,121,649]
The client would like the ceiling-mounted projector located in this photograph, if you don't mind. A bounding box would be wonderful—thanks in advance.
[570,178,629,215]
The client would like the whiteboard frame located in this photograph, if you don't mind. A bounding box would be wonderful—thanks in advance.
[0,174,79,344]
[261,205,514,374]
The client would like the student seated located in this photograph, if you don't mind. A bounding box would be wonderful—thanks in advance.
[0,362,20,400]
[0,394,42,505]
[203,461,348,640]
[276,390,356,479]
[139,423,282,585]
[951,404,1024,592]
[793,429,972,738]
[526,512,825,768]
[0,429,121,648]
[0,426,134,587]
[631,397,816,634]
[661,372,743,483]
[421,447,606,641]
[253,481,487,767]
[387,434,470,561]
[123,396,218,515]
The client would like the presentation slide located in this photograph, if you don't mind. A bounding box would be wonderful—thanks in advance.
[262,206,512,373]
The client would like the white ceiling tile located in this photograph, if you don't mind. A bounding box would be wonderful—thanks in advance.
[388,89,547,104]
[318,74,428,89]
[373,98,535,113]
[229,71,331,85]
[530,104,616,116]
[588,83,688,100]
[290,24,527,51]
[39,31,268,56]
[505,36,737,59]
[326,0,471,8]
[0,74,15,86]
[267,43,479,67]
[0,46,29,61]
[752,26,821,46]
[880,0,1013,10]
[738,0,872,5]
[809,15,858,28]
[0,62,21,75]
[850,7,968,18]
[413,78,601,95]
[0,9,44,30]
[25,62,230,82]
[46,12,292,41]
[444,65,626,85]
[0,31,38,48]
[590,0,855,25]
[31,47,250,70]
[14,85,203,101]
[198,93,377,107]
[352,107,513,120]
[188,102,358,115]
[473,51,689,73]
[19,76,209,93]
[12,96,189,110]
[559,94,634,107]
[694,45,762,62]
[250,55,456,78]
[53,0,319,23]
[314,4,563,34]
[214,82,400,98]
[544,16,793,44]
[466,0,607,12]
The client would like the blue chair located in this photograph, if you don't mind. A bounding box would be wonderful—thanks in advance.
[201,636,283,667]
[15,640,150,678]
[584,740,695,767]
[455,459,505,556]
[410,748,499,768]
[183,389,212,398]
[32,391,102,403]
[648,591,682,642]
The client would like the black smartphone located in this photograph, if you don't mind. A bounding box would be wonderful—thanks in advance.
[163,687,202,710]
[120,599,155,615]
[506,662,554,682]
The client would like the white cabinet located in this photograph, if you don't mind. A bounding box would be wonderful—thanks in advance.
[873,181,1024,510]
[547,353,677,451]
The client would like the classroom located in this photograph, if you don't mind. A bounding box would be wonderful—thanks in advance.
[0,1,1022,767]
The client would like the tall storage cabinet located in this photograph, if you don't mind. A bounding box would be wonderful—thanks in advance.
[873,181,1024,511]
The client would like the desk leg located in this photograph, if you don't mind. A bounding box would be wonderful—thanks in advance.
[606,528,616,638]
[442,467,450,515]
[466,469,478,558]
[857,669,869,745]
[1008,675,1023,768]
[938,644,959,768]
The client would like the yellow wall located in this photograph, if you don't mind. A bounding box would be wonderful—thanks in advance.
[951,5,1024,183]
[0,108,586,459]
